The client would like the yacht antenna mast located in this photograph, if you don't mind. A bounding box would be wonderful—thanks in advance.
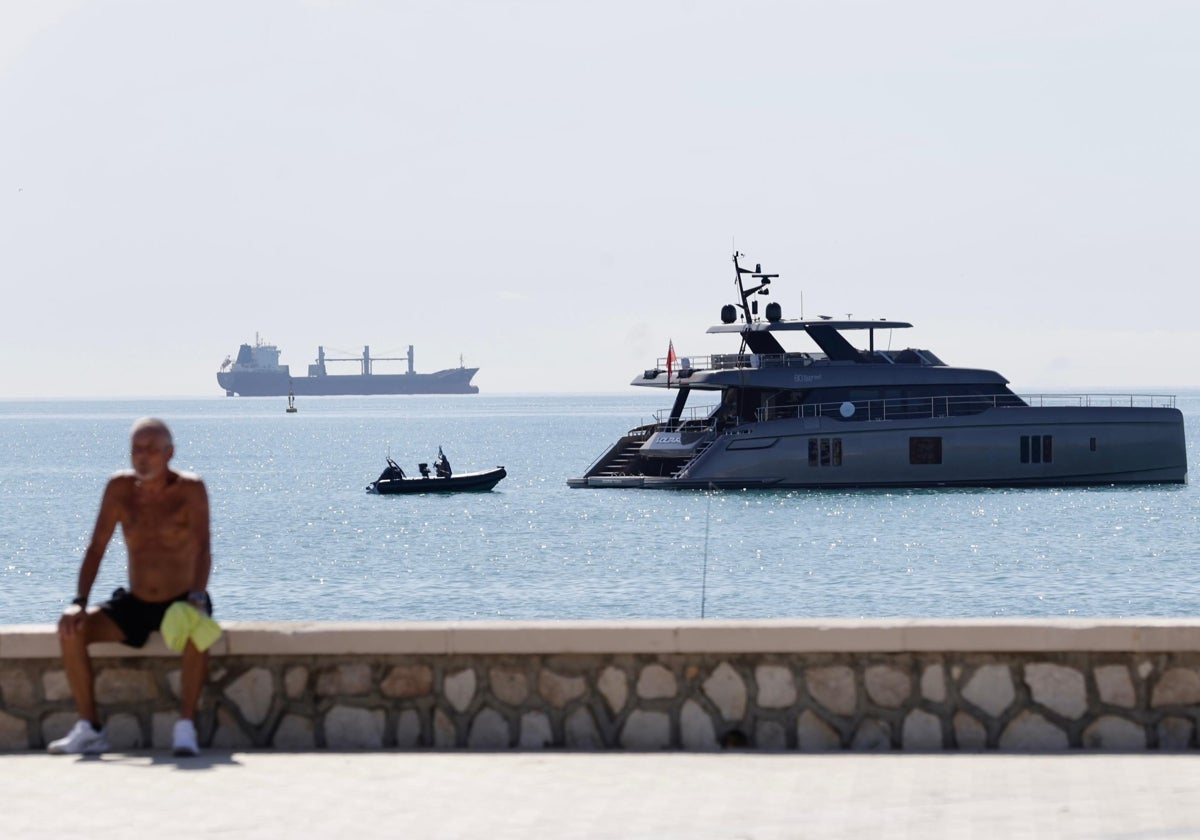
[732,251,777,324]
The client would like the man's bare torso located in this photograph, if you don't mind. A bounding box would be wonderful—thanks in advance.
[109,470,206,602]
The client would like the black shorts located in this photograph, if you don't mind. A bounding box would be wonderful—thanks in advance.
[99,587,214,649]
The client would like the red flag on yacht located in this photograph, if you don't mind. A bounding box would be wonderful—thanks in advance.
[666,339,677,387]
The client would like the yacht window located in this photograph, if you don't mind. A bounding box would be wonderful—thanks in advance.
[909,437,942,465]
[808,438,843,467]
[1020,435,1053,464]
[763,389,804,422]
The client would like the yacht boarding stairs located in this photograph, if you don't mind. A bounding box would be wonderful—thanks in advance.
[569,411,723,488]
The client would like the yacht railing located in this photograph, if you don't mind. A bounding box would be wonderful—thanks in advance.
[634,392,1177,434]
[709,352,818,370]
[1018,394,1178,408]
[658,350,959,373]
[657,353,825,375]
[756,393,1177,423]
[651,404,720,431]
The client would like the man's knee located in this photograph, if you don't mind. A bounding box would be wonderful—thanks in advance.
[58,624,89,655]
[181,643,209,665]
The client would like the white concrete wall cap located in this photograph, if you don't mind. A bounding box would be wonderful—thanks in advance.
[8,619,1200,659]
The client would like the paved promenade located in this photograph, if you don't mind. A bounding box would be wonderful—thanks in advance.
[2,751,1199,838]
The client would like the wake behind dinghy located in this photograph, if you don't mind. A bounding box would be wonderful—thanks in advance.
[367,448,506,494]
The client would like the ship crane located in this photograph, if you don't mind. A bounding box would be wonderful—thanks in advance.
[314,345,416,376]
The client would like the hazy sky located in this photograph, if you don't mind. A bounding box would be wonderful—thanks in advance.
[2,1,1197,398]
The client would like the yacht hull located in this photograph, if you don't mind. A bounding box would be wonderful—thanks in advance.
[572,406,1186,489]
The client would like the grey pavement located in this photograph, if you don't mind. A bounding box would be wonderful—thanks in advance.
[2,751,1200,839]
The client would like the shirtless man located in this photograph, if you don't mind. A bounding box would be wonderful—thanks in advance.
[48,417,213,756]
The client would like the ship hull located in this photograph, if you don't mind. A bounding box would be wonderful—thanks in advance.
[217,368,479,396]
[570,406,1187,489]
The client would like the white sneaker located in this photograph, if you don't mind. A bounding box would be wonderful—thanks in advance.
[47,720,109,755]
[172,719,200,757]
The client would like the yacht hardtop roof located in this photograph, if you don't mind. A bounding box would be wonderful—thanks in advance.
[707,318,913,333]
[709,318,916,360]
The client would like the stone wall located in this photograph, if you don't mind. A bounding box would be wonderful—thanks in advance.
[4,619,1200,751]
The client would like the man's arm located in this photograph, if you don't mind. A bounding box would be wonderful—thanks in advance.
[188,479,212,595]
[60,477,121,635]
[76,478,122,603]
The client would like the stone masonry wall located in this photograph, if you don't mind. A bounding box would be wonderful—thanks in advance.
[5,621,1200,751]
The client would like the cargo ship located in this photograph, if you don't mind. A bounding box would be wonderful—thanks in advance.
[217,336,479,396]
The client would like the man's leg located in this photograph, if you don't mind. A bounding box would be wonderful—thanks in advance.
[179,640,208,721]
[49,609,126,753]
[173,641,208,756]
[59,609,124,726]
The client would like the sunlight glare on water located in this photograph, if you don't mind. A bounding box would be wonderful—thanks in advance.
[2,393,1199,624]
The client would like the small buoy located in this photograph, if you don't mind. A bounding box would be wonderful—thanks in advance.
[286,382,298,413]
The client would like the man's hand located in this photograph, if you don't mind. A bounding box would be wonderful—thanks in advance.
[58,604,87,639]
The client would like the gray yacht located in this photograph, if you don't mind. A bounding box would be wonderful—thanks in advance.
[569,253,1187,489]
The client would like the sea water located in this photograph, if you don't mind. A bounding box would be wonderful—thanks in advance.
[2,392,1199,625]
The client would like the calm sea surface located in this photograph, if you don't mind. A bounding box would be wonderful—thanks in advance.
[2,392,1199,625]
